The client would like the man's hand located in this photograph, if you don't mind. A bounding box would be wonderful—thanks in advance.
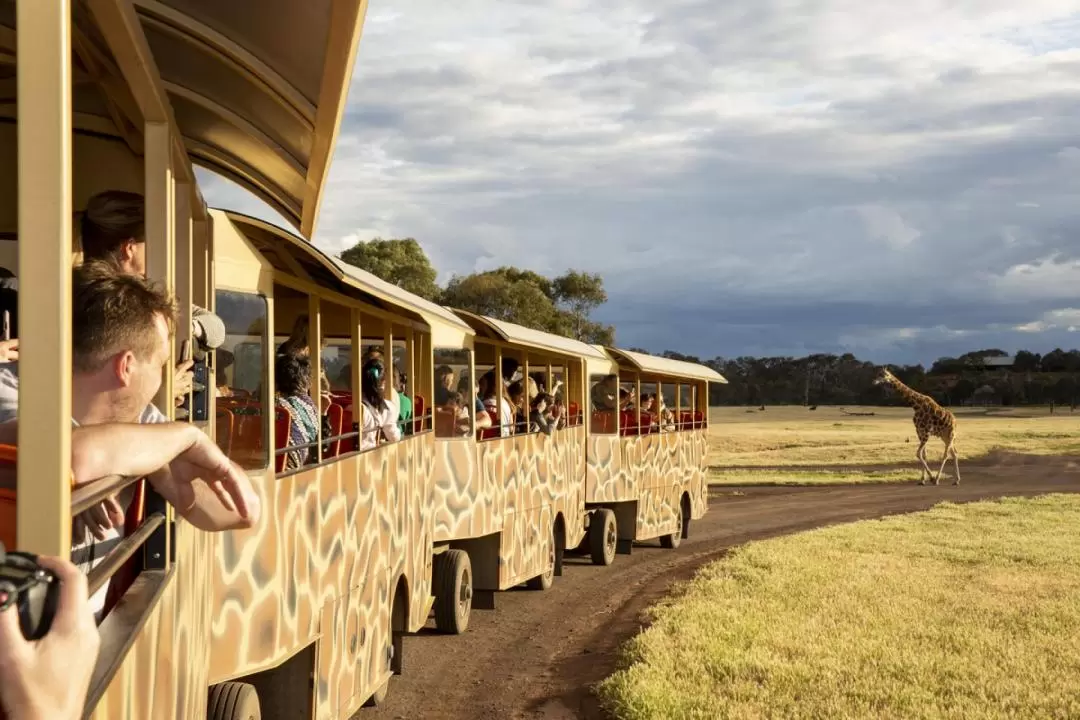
[0,339,17,363]
[153,432,260,528]
[74,495,125,542]
[0,556,100,720]
[173,359,194,406]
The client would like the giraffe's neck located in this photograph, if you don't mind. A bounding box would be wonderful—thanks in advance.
[889,377,929,408]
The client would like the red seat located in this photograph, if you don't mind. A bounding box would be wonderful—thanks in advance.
[274,406,292,473]
[434,407,458,437]
[413,394,426,432]
[568,401,581,426]
[591,411,616,434]
[325,403,345,458]
[478,409,500,440]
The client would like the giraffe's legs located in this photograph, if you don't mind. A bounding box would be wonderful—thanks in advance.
[933,443,952,485]
[916,440,931,485]
[951,445,960,486]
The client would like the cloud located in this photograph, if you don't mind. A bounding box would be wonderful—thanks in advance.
[200,0,1080,364]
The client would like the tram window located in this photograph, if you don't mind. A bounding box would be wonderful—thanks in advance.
[475,363,511,439]
[657,382,677,432]
[589,373,618,434]
[678,384,697,430]
[547,366,572,430]
[215,291,270,470]
[323,340,352,391]
[434,348,472,439]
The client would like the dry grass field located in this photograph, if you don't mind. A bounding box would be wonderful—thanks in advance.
[708,405,1080,485]
[598,494,1080,720]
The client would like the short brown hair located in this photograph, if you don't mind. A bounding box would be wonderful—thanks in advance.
[80,191,144,264]
[72,261,176,373]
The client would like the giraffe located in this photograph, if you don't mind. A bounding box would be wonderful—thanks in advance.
[873,368,961,485]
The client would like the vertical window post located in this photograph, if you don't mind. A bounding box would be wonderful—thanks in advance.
[16,0,73,556]
[145,122,175,417]
[350,309,363,452]
[308,295,322,462]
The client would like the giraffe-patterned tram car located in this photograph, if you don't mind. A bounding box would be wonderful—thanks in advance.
[425,310,599,632]
[582,349,724,562]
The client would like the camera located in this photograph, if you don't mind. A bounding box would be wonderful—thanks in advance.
[0,543,59,640]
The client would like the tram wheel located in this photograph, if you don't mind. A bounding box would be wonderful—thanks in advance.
[660,500,687,549]
[589,508,617,566]
[208,681,261,720]
[526,526,556,590]
[433,549,472,634]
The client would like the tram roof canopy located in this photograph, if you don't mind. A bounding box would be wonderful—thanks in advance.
[451,310,610,361]
[603,347,728,384]
[225,211,472,337]
[1,0,366,239]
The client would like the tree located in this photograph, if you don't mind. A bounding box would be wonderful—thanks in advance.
[338,237,440,301]
[553,271,609,341]
[442,266,613,344]
[1013,350,1041,373]
[441,270,563,332]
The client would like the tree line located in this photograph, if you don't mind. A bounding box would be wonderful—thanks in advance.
[337,239,1079,407]
[655,348,1080,408]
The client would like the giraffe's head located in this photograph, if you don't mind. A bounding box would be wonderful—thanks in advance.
[873,368,897,386]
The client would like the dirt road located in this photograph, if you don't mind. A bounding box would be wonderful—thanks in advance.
[362,453,1078,720]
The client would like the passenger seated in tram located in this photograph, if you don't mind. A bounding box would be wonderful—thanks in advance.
[79,191,226,406]
[435,365,491,432]
[591,374,619,411]
[440,391,473,436]
[529,393,557,436]
[0,262,259,615]
[507,380,527,433]
[358,357,401,450]
[362,346,400,414]
[395,371,412,435]
[478,371,513,437]
[274,352,331,471]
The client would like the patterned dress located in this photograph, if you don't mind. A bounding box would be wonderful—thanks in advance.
[276,393,319,471]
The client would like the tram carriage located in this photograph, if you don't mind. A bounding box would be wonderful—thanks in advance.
[3,1,727,718]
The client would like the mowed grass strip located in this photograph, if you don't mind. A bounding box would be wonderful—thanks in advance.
[707,406,1080,471]
[598,495,1080,720]
[710,468,914,486]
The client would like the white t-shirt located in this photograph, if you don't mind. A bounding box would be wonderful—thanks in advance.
[0,361,167,617]
[360,398,401,451]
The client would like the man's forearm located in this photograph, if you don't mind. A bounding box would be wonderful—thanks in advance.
[70,423,201,486]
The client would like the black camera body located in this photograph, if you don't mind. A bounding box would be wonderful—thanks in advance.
[0,544,59,640]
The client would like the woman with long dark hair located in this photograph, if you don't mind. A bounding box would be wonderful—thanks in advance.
[275,352,329,470]
[359,357,401,450]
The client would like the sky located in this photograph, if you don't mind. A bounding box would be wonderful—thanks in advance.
[199,0,1080,366]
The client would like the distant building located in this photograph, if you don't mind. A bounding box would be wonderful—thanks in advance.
[980,356,1014,369]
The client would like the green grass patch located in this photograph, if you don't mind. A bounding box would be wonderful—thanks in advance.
[598,495,1080,720]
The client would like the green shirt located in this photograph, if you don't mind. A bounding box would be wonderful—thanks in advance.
[398,394,413,434]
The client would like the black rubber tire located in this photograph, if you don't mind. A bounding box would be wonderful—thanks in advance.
[208,682,261,720]
[660,502,683,549]
[365,681,389,708]
[589,508,617,566]
[433,549,472,635]
[526,527,556,590]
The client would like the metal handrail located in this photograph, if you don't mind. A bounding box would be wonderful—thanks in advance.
[71,475,142,516]
[86,513,165,595]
